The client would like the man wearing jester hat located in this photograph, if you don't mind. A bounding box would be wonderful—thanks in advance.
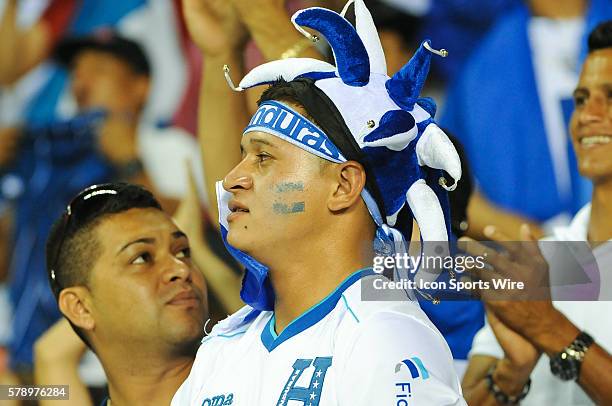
[174,1,466,404]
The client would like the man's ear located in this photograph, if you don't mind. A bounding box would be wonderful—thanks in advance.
[328,161,367,212]
[58,287,95,332]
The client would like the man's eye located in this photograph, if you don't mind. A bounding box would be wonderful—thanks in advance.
[132,252,152,264]
[256,153,271,162]
[574,96,586,107]
[176,247,191,259]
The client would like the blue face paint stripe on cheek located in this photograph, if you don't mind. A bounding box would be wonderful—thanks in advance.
[276,182,305,192]
[273,202,305,214]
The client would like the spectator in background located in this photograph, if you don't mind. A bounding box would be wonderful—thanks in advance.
[461,21,612,405]
[0,0,187,128]
[0,31,202,393]
[441,0,612,239]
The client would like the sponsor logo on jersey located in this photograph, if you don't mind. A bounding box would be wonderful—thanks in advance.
[276,356,333,406]
[394,357,429,405]
[201,393,234,406]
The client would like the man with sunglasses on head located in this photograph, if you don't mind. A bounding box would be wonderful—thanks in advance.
[45,182,207,406]
[0,29,204,391]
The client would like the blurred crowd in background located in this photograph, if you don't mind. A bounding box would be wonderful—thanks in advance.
[0,0,611,405]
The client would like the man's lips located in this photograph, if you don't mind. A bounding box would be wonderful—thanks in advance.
[228,199,249,221]
[167,289,200,306]
[577,134,612,149]
[228,200,249,213]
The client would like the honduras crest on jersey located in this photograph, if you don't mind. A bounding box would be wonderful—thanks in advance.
[276,357,333,406]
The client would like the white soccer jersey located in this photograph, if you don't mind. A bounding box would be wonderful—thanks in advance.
[172,270,466,406]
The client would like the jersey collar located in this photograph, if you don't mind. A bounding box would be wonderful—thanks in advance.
[261,268,375,352]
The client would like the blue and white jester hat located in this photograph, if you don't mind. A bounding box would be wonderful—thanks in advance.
[217,0,462,310]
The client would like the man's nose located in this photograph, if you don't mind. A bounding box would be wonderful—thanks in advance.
[579,94,607,125]
[161,255,193,284]
[222,160,253,193]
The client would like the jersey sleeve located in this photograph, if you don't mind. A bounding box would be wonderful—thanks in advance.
[336,311,467,406]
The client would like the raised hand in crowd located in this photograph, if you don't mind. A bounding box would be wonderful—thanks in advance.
[34,318,94,406]
[173,161,243,313]
[461,224,612,405]
[466,191,544,241]
[182,0,249,223]
[182,0,248,57]
[0,0,52,85]
[232,0,321,61]
[462,309,541,405]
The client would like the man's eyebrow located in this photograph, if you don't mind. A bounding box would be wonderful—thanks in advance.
[118,237,155,254]
[240,137,277,152]
[573,87,588,95]
[117,231,187,254]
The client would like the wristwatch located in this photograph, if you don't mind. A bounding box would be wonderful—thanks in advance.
[549,331,594,381]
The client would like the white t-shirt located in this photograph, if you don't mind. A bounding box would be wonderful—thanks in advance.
[139,126,207,203]
[469,204,612,405]
[173,271,467,405]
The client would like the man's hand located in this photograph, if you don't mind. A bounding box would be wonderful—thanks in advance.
[34,319,87,367]
[232,0,285,25]
[0,127,21,167]
[173,161,244,313]
[231,0,322,62]
[34,319,94,406]
[461,224,557,342]
[182,0,248,56]
[487,309,540,372]
[173,160,207,250]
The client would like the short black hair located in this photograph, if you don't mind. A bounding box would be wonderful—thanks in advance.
[46,182,162,347]
[258,79,321,125]
[54,31,151,76]
[588,20,612,53]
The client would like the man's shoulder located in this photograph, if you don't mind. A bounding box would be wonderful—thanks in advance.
[337,279,446,347]
[340,275,434,322]
[204,305,265,342]
[334,281,462,401]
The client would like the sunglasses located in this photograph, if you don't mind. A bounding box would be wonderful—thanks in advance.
[49,183,121,296]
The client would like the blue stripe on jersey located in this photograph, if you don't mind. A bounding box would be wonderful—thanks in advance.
[261,268,375,352]
[341,294,360,323]
[202,330,247,344]
[402,359,420,379]
[411,356,430,379]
